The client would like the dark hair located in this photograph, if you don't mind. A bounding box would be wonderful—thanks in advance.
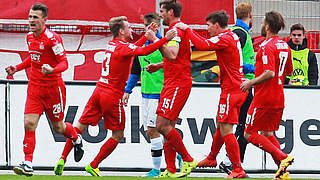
[265,11,285,34]
[290,23,305,34]
[143,12,161,25]
[31,3,48,18]
[109,16,127,37]
[206,11,229,28]
[235,2,252,20]
[159,0,182,17]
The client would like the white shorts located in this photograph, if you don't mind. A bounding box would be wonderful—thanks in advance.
[141,97,159,130]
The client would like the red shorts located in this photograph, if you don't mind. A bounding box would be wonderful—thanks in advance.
[245,106,283,134]
[217,92,247,124]
[156,86,191,121]
[79,87,125,131]
[25,80,66,122]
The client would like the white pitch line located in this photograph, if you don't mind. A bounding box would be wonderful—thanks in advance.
[1,170,320,179]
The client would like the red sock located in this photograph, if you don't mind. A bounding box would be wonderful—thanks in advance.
[208,128,224,159]
[163,142,176,173]
[90,137,118,169]
[268,135,280,149]
[268,135,281,165]
[248,133,287,161]
[24,130,36,162]
[63,122,78,141]
[165,128,193,162]
[61,127,82,162]
[224,134,242,170]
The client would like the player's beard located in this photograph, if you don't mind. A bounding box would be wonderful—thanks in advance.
[162,18,169,26]
[261,24,267,37]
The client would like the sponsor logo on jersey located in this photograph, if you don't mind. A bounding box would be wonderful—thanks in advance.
[106,44,116,52]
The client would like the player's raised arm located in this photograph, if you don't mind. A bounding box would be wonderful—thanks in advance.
[158,29,180,62]
[133,22,159,47]
[185,28,212,50]
[133,29,176,56]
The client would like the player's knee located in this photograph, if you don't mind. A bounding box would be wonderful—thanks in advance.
[52,123,65,134]
[243,132,251,140]
[146,127,159,138]
[112,131,124,142]
[155,124,165,135]
[24,119,37,130]
[260,131,273,137]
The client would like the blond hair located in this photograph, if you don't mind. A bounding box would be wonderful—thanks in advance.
[109,16,128,37]
[235,2,252,20]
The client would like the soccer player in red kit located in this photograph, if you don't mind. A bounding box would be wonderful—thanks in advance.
[175,11,247,178]
[240,11,294,179]
[53,16,176,176]
[144,0,198,178]
[5,3,81,177]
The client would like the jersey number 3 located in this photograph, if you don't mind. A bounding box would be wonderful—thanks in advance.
[102,52,111,76]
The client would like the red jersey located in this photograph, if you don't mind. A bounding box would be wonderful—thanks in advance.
[187,28,245,93]
[252,36,293,108]
[17,27,68,86]
[163,21,192,87]
[97,37,169,97]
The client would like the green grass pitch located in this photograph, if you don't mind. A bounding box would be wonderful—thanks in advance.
[0,175,316,180]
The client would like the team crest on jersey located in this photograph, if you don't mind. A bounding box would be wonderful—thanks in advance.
[39,42,44,50]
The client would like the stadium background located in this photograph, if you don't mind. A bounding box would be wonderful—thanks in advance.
[0,0,319,176]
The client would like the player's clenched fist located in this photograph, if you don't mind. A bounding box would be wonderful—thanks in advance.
[165,29,177,41]
[5,65,17,75]
[145,30,157,42]
[146,22,158,33]
[41,64,53,75]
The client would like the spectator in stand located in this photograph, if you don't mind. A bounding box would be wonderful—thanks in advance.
[285,23,319,85]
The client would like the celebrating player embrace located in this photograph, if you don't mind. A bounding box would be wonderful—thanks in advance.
[54,16,176,176]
